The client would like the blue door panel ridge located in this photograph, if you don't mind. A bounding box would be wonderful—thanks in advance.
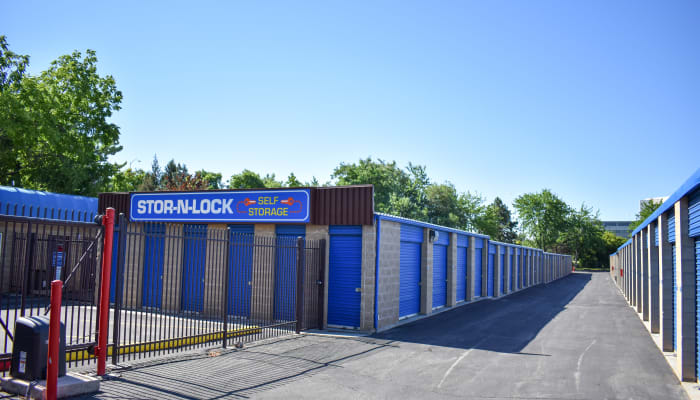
[328,225,362,327]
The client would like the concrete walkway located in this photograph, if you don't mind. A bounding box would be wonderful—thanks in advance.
[75,271,687,399]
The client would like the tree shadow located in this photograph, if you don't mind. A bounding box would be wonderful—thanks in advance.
[373,272,593,354]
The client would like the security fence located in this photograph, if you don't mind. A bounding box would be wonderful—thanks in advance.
[0,215,103,372]
[0,213,325,373]
[109,215,325,365]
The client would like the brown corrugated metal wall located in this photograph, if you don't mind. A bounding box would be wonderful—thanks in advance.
[98,185,374,225]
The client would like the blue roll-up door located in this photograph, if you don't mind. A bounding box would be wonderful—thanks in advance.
[474,239,483,298]
[328,225,363,328]
[510,250,515,291]
[655,226,659,247]
[487,243,495,297]
[143,223,165,308]
[110,225,120,303]
[673,244,677,351]
[456,235,468,302]
[515,248,520,290]
[275,225,306,321]
[400,224,422,318]
[500,248,505,293]
[182,224,207,312]
[432,231,449,309]
[228,225,254,317]
[691,190,700,238]
[669,211,676,243]
[523,249,528,287]
[696,239,700,376]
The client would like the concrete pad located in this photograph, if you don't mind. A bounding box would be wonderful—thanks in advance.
[1,372,99,399]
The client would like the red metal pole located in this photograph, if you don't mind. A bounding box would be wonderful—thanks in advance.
[96,208,115,376]
[46,280,63,400]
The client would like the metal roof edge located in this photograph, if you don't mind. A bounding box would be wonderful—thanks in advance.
[625,167,700,244]
[374,212,490,239]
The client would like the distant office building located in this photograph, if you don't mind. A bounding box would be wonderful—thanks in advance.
[602,221,632,238]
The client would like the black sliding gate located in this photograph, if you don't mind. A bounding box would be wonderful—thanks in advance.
[0,213,325,373]
[0,215,103,372]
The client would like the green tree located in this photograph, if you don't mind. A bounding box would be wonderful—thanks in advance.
[513,189,571,252]
[229,169,265,189]
[0,37,123,195]
[196,170,223,189]
[628,199,663,234]
[285,173,303,187]
[424,183,464,228]
[108,167,146,192]
[559,204,604,267]
[476,197,518,243]
[332,158,431,220]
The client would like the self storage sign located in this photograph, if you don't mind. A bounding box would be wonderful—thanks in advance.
[130,190,310,223]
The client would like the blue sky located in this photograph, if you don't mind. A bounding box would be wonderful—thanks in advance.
[2,1,698,220]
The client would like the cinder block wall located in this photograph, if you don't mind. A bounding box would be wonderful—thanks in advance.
[376,220,401,330]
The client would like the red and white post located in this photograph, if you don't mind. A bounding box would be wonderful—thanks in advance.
[96,208,115,376]
[46,280,63,400]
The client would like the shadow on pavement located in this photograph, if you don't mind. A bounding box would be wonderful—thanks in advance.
[373,272,593,354]
[75,335,397,400]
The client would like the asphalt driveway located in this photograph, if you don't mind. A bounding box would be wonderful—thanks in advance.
[77,271,687,400]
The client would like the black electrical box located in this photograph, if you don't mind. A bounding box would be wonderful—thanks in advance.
[10,316,66,380]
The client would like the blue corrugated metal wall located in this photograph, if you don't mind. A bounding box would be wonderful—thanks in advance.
[690,190,700,238]
[669,210,676,243]
[696,239,699,377]
[182,224,207,312]
[228,225,254,317]
[400,224,422,318]
[474,239,483,298]
[523,249,528,286]
[488,243,495,297]
[655,226,659,247]
[510,249,515,291]
[143,223,165,308]
[456,235,468,302]
[515,248,520,290]
[328,225,363,328]
[275,225,306,321]
[110,226,120,303]
[0,185,97,221]
[500,247,505,293]
[673,244,677,350]
[432,231,449,308]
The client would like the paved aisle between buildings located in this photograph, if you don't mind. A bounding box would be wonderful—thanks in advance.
[76,272,686,400]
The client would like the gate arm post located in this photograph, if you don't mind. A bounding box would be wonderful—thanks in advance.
[96,208,115,376]
[46,280,63,400]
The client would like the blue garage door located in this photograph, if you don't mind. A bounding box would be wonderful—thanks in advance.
[696,239,700,377]
[673,244,677,351]
[456,235,468,302]
[488,243,495,297]
[510,250,515,291]
[500,248,505,293]
[400,224,422,318]
[275,225,305,321]
[143,223,165,308]
[182,224,207,312]
[228,225,254,317]
[523,249,528,287]
[432,231,449,309]
[474,239,483,298]
[328,225,363,328]
[669,210,676,243]
[110,225,120,303]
